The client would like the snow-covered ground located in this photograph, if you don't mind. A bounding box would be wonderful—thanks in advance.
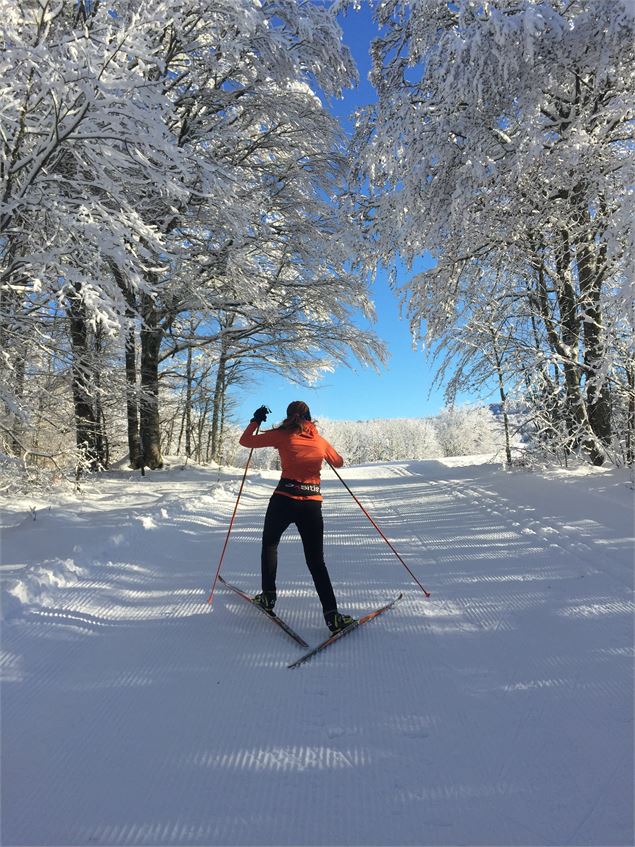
[1,458,633,846]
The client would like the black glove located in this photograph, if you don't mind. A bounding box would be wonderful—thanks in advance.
[251,405,271,424]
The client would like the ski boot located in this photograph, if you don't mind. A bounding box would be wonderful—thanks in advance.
[324,610,357,633]
[252,591,276,614]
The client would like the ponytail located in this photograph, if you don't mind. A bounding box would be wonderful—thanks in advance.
[276,400,312,434]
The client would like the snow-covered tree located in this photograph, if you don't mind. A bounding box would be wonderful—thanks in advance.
[1,1,385,480]
[1,0,203,470]
[350,0,635,466]
[432,406,503,459]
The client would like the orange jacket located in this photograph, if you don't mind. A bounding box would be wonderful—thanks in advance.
[239,420,344,501]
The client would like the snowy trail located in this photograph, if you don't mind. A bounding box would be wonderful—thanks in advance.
[1,459,633,846]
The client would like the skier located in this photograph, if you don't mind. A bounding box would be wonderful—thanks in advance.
[239,400,356,633]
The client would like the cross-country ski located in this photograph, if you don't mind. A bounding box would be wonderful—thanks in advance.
[218,575,309,649]
[288,593,403,669]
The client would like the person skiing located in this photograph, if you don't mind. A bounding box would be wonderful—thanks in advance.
[239,400,356,633]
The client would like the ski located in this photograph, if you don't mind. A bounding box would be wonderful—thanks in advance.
[218,575,310,649]
[288,593,403,669]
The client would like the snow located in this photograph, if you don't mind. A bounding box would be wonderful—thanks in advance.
[1,458,633,846]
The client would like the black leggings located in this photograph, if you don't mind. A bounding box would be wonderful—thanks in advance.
[261,494,337,614]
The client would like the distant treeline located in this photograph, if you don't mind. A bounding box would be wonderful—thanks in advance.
[225,406,504,469]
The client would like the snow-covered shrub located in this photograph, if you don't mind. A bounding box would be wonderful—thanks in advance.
[432,407,503,458]
[224,416,443,468]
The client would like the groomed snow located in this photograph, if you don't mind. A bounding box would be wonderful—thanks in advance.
[1,458,633,846]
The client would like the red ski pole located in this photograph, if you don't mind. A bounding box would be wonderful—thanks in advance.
[327,462,431,598]
[207,433,258,607]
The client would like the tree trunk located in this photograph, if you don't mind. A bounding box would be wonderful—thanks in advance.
[533,253,605,465]
[576,219,611,446]
[139,293,164,469]
[124,315,142,468]
[196,398,210,462]
[490,328,512,466]
[0,280,28,456]
[66,283,103,471]
[626,359,635,467]
[210,354,226,464]
[205,427,213,463]
[218,380,227,464]
[164,412,176,455]
[9,349,26,455]
[185,342,193,458]
[176,401,187,455]
[92,321,109,469]
[108,260,142,469]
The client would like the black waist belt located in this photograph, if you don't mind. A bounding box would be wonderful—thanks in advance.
[275,478,321,497]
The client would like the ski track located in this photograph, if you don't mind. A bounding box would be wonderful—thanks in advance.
[1,460,633,846]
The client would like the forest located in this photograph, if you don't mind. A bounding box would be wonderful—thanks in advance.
[1,0,633,489]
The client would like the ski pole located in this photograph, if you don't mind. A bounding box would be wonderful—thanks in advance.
[327,462,431,598]
[207,431,258,607]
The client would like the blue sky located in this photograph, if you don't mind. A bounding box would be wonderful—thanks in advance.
[235,5,449,424]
